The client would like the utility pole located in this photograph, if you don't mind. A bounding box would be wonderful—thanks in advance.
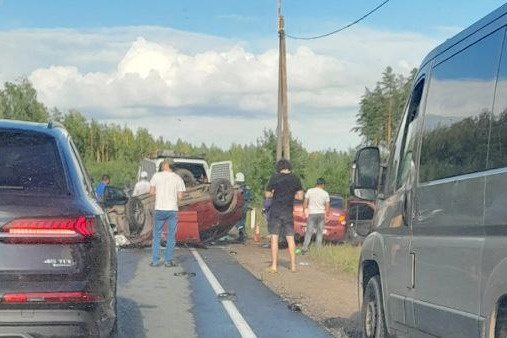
[276,0,290,160]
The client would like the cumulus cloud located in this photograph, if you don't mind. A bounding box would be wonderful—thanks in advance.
[0,25,445,150]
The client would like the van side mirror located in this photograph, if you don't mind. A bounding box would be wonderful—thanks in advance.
[351,147,380,201]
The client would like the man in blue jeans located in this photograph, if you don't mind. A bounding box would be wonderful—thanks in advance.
[149,159,186,267]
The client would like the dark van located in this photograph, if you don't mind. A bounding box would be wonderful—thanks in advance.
[351,4,507,338]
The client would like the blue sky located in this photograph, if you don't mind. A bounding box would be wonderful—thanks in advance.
[1,0,505,37]
[0,0,506,150]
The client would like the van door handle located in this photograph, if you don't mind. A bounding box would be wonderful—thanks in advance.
[409,252,416,289]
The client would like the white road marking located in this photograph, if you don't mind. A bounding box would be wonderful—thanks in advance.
[190,248,257,338]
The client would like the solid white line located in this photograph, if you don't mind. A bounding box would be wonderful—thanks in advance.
[190,248,257,338]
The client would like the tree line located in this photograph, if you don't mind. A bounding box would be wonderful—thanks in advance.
[0,78,353,203]
[353,66,417,151]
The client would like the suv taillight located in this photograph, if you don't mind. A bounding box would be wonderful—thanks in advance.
[1,217,96,243]
[2,292,101,303]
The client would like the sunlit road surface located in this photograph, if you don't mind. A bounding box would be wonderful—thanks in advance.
[117,246,332,338]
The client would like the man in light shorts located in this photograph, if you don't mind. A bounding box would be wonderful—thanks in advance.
[149,159,186,267]
[302,178,330,253]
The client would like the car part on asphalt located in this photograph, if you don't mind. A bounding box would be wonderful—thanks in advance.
[217,292,237,301]
[288,303,302,312]
[174,271,197,277]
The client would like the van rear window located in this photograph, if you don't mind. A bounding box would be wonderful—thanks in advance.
[0,130,68,195]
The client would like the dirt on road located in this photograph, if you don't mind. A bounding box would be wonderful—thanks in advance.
[225,239,362,338]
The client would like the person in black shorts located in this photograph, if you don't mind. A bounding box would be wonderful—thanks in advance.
[264,159,304,273]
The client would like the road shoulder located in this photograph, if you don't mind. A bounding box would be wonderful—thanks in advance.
[227,239,362,337]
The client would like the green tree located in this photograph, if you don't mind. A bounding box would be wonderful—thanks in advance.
[353,66,417,149]
[0,78,48,122]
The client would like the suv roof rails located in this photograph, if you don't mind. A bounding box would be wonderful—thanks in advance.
[47,120,65,130]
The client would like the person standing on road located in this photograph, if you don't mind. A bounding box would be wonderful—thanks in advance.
[133,171,151,196]
[95,174,110,200]
[149,159,186,267]
[302,178,330,253]
[265,159,304,273]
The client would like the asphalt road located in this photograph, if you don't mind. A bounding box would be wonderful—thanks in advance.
[117,246,334,338]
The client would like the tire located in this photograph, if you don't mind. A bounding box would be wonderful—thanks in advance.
[346,227,362,246]
[495,305,507,338]
[210,178,234,209]
[362,275,389,338]
[175,168,197,187]
[125,197,145,236]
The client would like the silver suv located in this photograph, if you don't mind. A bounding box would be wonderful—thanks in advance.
[351,4,507,338]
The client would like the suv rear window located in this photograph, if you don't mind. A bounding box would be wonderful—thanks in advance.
[0,130,68,195]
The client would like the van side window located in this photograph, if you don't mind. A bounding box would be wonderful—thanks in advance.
[419,29,503,182]
[397,79,425,189]
[384,112,407,195]
[489,31,507,169]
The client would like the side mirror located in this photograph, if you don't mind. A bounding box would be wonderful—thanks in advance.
[102,186,128,207]
[351,147,380,200]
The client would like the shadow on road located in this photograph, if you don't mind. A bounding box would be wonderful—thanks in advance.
[117,297,147,338]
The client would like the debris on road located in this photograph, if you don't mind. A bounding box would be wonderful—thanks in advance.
[217,291,237,301]
[229,250,238,255]
[288,303,302,312]
[174,271,197,277]
[299,262,309,266]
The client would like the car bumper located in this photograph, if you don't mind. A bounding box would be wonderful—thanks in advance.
[0,309,100,338]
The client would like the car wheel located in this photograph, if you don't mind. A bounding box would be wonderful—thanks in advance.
[210,178,234,209]
[126,197,145,236]
[362,275,389,338]
[175,168,197,187]
[346,227,361,246]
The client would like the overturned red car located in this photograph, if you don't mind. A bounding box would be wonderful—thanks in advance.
[293,195,347,243]
[103,152,245,246]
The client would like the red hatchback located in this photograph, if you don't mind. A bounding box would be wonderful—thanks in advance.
[293,195,347,243]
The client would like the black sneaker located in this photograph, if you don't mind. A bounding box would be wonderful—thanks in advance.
[165,261,178,268]
[149,261,163,267]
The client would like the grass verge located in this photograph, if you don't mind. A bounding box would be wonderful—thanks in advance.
[307,244,361,274]
[244,208,269,238]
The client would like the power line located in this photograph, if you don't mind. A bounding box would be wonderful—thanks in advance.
[286,0,390,40]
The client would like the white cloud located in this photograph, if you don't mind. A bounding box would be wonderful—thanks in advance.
[0,25,444,150]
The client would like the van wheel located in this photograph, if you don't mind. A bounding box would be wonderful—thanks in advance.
[495,304,507,337]
[362,275,389,338]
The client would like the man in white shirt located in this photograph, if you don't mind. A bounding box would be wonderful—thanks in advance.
[149,159,186,267]
[132,171,151,196]
[302,178,330,253]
